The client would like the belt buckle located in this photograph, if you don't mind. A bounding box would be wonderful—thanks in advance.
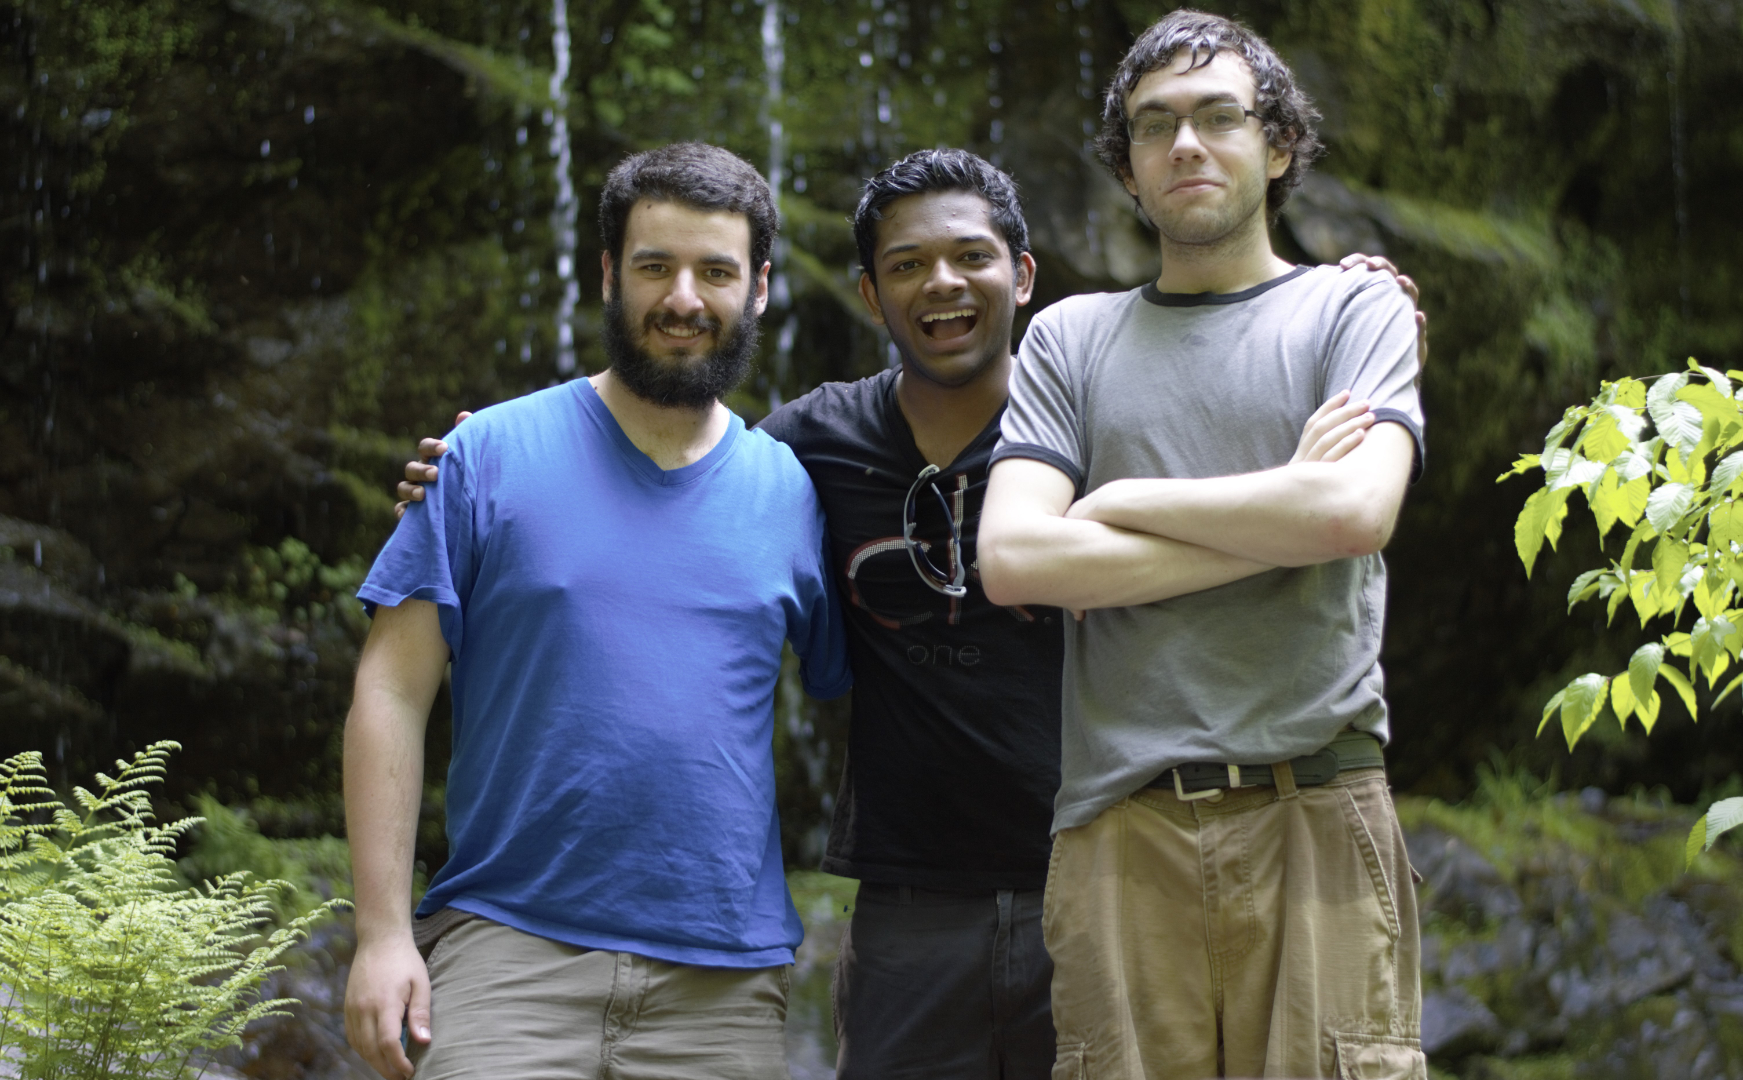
[1173,764,1242,802]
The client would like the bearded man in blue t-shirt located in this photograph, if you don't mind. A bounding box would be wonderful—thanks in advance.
[342,142,851,1080]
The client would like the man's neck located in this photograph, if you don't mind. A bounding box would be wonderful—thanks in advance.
[1152,213,1295,296]
[590,369,731,471]
[895,352,1011,470]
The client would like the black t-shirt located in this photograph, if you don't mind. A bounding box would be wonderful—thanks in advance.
[758,369,1063,890]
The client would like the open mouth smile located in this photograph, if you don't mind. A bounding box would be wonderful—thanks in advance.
[918,308,978,340]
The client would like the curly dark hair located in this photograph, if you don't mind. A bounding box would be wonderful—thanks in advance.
[853,148,1030,282]
[1093,9,1322,223]
[598,142,778,271]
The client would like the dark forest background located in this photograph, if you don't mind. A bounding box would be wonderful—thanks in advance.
[4,0,1742,871]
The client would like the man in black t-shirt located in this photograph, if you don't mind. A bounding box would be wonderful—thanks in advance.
[395,149,1413,1079]
[756,152,1062,1079]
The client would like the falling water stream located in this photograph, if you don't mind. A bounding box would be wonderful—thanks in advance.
[549,0,579,375]
[1667,0,1691,328]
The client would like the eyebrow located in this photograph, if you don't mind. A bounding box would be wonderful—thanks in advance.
[627,247,743,270]
[880,233,999,258]
[1129,92,1244,114]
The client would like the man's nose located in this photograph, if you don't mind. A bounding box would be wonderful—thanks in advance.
[1169,119,1209,161]
[924,258,967,295]
[663,269,706,316]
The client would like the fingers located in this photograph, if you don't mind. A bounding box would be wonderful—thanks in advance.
[1303,389,1352,428]
[1339,253,1396,275]
[1302,413,1374,463]
[416,438,448,465]
[407,971,433,1047]
[1415,310,1429,375]
[1326,426,1370,464]
[370,999,416,1079]
[345,998,412,1080]
[1312,419,1372,464]
[454,410,473,427]
[397,480,427,503]
[394,501,407,521]
[1396,272,1419,306]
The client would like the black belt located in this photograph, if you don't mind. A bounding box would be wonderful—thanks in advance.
[1145,730,1385,801]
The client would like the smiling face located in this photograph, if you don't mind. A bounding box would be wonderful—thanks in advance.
[858,190,1035,389]
[1122,50,1291,249]
[601,198,768,408]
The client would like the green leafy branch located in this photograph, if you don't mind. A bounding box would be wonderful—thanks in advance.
[1503,359,1743,866]
[0,742,347,1079]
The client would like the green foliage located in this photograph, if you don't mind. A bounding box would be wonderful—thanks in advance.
[1506,360,1743,863]
[0,743,346,1078]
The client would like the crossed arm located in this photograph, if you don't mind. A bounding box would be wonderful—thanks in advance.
[977,407,1416,612]
[343,599,447,1080]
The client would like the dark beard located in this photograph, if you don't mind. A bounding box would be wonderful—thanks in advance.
[600,284,760,410]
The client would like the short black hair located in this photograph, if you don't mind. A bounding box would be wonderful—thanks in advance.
[1094,9,1322,223]
[598,142,778,270]
[853,149,1030,282]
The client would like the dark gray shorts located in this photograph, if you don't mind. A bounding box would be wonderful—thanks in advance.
[834,884,1055,1080]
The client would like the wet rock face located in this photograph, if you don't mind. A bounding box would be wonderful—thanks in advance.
[1411,803,1743,1078]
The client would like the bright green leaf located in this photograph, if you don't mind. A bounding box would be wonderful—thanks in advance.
[1651,374,1704,451]
[1689,797,1743,867]
[1615,378,1647,408]
[1688,815,1707,867]
[1538,687,1568,736]
[1712,672,1743,709]
[1636,687,1662,732]
[1559,673,1608,750]
[1713,453,1743,494]
[1567,569,1605,611]
[1654,537,1690,601]
[1660,663,1699,719]
[1694,361,1733,399]
[1610,672,1637,724]
[1646,483,1695,534]
[1497,453,1542,482]
[1579,416,1632,464]
[1515,487,1573,577]
[1629,642,1666,705]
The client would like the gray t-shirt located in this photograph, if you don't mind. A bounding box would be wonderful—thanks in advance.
[993,264,1425,831]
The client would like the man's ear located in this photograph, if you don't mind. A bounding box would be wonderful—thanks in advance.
[753,260,771,317]
[857,272,887,326]
[1267,144,1293,181]
[601,252,614,302]
[1013,252,1037,308]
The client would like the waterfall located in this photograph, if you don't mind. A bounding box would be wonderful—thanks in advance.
[550,0,580,375]
[761,0,796,410]
[1667,0,1690,327]
[762,0,828,862]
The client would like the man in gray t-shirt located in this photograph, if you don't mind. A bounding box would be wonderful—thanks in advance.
[980,11,1427,1079]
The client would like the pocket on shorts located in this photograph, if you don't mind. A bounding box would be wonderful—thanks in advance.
[1336,782,1405,941]
[1051,1042,1089,1080]
[1332,1031,1427,1079]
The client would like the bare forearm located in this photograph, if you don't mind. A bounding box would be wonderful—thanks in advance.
[344,692,427,941]
[979,513,1269,610]
[1073,426,1415,566]
[343,600,446,944]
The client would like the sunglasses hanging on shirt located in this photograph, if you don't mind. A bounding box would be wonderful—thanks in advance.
[903,464,969,599]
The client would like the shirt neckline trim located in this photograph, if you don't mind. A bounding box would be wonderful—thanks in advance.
[1140,264,1309,307]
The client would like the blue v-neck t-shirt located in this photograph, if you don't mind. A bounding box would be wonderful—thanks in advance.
[358,378,852,968]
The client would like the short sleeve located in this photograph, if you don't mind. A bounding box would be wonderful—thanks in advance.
[788,499,852,700]
[992,309,1087,493]
[1323,274,1427,481]
[356,446,478,655]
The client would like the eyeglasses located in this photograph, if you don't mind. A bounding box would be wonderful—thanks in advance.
[903,464,968,599]
[1126,102,1261,145]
